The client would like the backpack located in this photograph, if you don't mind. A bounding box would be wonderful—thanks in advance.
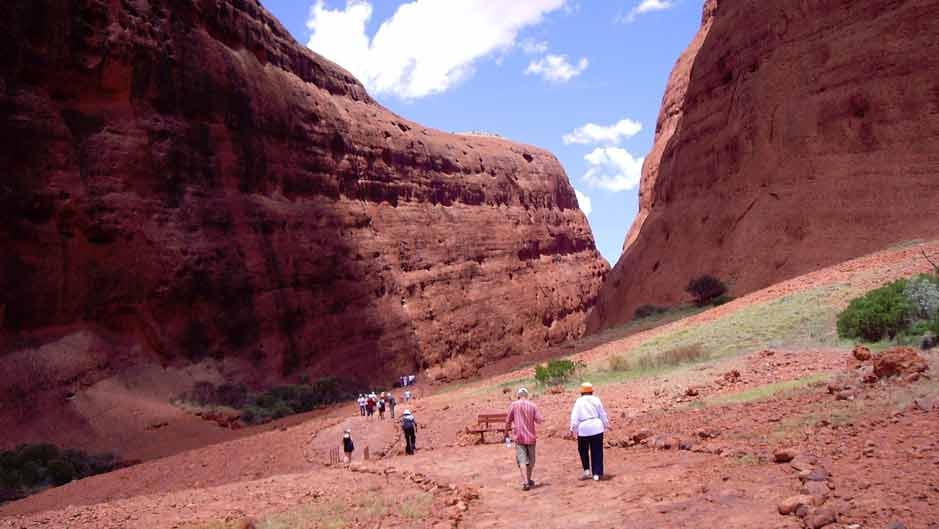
[401,415,416,430]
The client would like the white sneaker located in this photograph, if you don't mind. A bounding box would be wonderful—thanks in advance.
[580,470,591,480]
[593,475,600,481]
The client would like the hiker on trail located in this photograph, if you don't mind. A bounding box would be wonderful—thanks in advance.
[401,409,418,455]
[342,429,355,464]
[378,396,386,420]
[357,394,366,416]
[506,387,544,491]
[404,390,412,403]
[388,393,397,418]
[366,394,376,418]
[569,382,610,481]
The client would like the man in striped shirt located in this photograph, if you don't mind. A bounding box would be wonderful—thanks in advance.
[506,387,544,491]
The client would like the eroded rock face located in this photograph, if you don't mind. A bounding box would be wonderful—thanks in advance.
[0,0,607,388]
[590,0,939,331]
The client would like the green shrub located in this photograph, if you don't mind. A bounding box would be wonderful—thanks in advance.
[686,275,728,306]
[0,444,120,503]
[634,304,668,320]
[837,279,913,341]
[710,294,734,307]
[534,359,585,386]
[46,459,75,486]
[179,378,357,425]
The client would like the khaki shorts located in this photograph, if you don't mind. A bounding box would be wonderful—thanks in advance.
[516,443,536,467]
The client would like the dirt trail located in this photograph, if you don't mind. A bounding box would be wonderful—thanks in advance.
[3,242,939,529]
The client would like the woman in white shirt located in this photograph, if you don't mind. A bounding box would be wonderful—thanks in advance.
[569,382,610,481]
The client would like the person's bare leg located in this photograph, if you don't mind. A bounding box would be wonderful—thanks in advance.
[518,464,527,486]
[525,464,534,484]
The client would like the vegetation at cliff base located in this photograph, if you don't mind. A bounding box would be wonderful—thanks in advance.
[0,444,122,503]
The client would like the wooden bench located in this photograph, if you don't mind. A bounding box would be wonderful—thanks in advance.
[466,413,508,444]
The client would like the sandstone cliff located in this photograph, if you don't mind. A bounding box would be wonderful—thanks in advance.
[590,0,939,331]
[0,0,607,397]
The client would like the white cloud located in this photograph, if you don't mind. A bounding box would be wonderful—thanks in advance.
[306,0,567,99]
[525,54,589,83]
[623,0,675,22]
[574,190,593,216]
[563,118,642,145]
[581,147,644,192]
[519,38,549,55]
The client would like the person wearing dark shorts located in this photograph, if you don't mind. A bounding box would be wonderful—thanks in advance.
[506,387,544,490]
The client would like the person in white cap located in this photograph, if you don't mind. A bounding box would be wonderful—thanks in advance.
[506,387,544,490]
[401,409,418,455]
[569,382,610,481]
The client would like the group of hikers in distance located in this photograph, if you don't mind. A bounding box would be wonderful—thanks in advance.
[356,389,413,420]
[341,380,608,491]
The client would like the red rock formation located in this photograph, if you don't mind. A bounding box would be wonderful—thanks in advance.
[0,0,607,396]
[590,0,939,331]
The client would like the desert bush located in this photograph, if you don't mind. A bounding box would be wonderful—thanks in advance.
[534,359,585,386]
[46,459,75,486]
[176,378,357,425]
[686,275,728,306]
[837,279,913,341]
[608,354,631,372]
[0,444,120,503]
[904,274,939,319]
[710,294,735,307]
[634,305,668,320]
[609,343,707,373]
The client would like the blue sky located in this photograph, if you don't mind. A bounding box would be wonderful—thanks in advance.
[259,0,703,265]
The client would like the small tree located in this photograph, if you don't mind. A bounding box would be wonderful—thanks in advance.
[837,279,913,341]
[534,359,585,386]
[685,275,728,306]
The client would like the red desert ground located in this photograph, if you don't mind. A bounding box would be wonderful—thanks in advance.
[2,1,939,528]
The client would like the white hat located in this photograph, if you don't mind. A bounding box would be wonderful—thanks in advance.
[403,409,412,415]
[517,387,529,398]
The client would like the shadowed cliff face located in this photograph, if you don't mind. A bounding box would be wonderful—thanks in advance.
[589,0,939,331]
[0,0,608,392]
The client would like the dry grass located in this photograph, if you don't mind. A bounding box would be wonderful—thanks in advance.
[608,343,708,373]
[704,373,832,406]
[180,491,437,529]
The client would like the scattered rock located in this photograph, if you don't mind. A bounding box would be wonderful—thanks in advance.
[913,398,934,412]
[631,429,654,443]
[887,521,908,529]
[778,495,815,515]
[852,345,872,362]
[835,390,857,401]
[800,481,831,503]
[695,428,721,439]
[872,347,929,379]
[722,370,741,383]
[799,467,830,482]
[773,448,799,463]
[685,387,700,397]
[805,506,838,528]
[547,385,565,394]
[791,454,818,472]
